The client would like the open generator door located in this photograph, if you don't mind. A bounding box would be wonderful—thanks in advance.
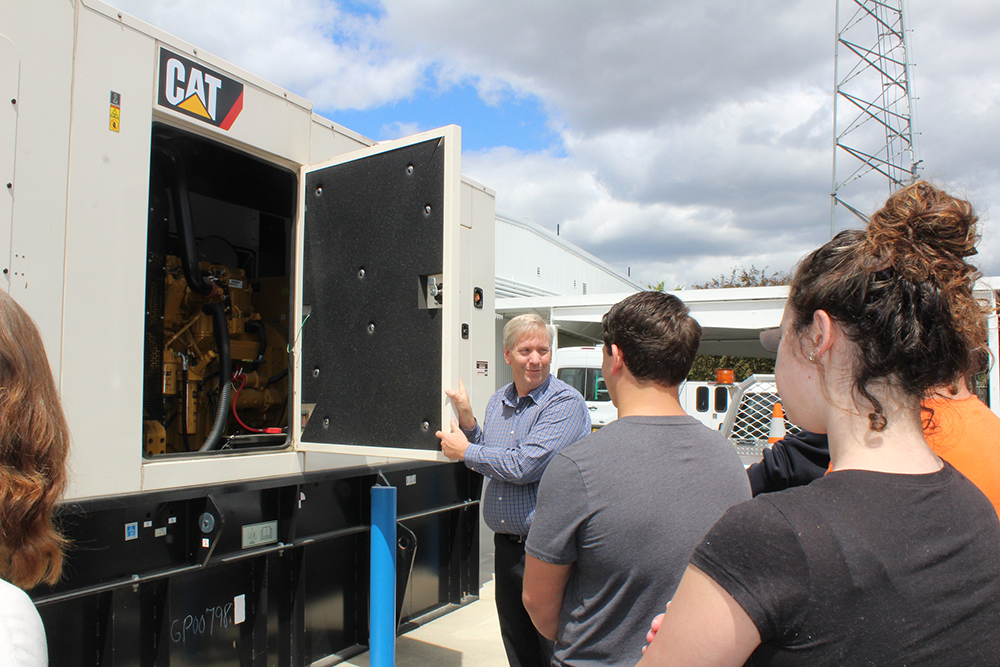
[294,126,462,461]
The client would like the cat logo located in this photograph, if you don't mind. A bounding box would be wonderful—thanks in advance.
[157,48,244,130]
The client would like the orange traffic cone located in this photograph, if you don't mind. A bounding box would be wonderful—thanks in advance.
[767,402,786,444]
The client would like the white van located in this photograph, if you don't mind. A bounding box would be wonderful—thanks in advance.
[552,346,618,429]
[678,379,733,431]
[553,346,735,431]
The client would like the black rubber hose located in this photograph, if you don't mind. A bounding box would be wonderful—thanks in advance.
[153,143,214,296]
[200,303,232,452]
[245,320,267,368]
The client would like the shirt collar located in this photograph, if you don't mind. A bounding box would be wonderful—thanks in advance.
[503,374,552,407]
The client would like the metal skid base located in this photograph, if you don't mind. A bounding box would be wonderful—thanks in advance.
[34,462,481,667]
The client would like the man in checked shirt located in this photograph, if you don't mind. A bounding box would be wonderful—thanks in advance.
[437,313,591,667]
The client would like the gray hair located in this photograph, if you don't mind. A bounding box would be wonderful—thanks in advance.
[502,314,552,350]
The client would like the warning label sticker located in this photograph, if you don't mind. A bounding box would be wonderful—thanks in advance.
[109,90,121,133]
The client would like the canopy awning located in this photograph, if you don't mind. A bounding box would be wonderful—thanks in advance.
[494,286,789,358]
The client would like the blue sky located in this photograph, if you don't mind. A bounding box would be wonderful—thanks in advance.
[112,0,1000,288]
[330,82,562,153]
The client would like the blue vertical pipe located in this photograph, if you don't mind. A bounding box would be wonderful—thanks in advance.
[370,485,397,667]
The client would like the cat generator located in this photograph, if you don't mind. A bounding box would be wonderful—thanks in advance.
[1,1,496,664]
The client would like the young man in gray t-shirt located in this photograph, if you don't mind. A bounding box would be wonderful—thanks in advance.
[523,291,751,667]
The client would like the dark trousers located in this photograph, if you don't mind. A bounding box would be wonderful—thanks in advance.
[494,533,555,667]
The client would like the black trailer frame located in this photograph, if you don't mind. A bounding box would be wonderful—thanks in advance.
[34,462,481,666]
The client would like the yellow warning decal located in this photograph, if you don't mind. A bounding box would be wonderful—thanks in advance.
[109,90,121,133]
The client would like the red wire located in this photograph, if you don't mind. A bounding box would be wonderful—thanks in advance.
[231,372,265,433]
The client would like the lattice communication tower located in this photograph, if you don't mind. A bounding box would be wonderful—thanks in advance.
[831,0,920,233]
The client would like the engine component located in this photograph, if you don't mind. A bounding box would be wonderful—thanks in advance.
[150,255,288,453]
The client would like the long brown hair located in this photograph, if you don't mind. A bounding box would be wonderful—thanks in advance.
[0,290,70,588]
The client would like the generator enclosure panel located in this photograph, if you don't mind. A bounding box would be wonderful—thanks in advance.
[297,130,465,458]
[2,0,495,500]
[2,1,495,664]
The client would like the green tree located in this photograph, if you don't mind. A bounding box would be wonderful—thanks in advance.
[695,265,789,289]
[687,265,790,382]
[687,355,777,382]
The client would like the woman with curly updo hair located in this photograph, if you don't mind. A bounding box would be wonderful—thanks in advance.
[638,182,1000,666]
[0,289,71,666]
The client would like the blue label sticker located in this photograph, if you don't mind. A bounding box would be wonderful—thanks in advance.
[125,522,138,541]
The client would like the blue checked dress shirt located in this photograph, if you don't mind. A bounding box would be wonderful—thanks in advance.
[463,375,591,535]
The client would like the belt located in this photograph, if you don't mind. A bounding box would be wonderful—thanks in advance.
[501,533,527,544]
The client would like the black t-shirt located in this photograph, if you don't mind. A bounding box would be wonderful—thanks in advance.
[693,464,1000,666]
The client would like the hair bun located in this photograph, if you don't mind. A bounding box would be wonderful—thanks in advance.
[865,181,987,380]
[865,181,979,282]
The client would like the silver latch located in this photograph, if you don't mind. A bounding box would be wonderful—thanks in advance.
[425,274,444,308]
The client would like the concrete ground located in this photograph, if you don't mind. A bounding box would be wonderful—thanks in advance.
[344,579,507,667]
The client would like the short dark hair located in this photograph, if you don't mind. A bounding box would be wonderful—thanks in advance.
[602,291,702,387]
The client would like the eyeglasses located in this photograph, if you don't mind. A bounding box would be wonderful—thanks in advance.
[759,327,781,353]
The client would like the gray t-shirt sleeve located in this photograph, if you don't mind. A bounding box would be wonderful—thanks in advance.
[525,452,589,565]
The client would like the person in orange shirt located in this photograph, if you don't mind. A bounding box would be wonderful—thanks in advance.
[923,385,1000,515]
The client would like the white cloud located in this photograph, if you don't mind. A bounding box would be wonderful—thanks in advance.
[376,0,834,133]
[379,121,424,139]
[464,139,828,289]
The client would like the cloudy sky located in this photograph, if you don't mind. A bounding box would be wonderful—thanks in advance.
[112,0,1000,288]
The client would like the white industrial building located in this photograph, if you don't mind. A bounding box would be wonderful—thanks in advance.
[495,211,641,300]
[492,211,640,387]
